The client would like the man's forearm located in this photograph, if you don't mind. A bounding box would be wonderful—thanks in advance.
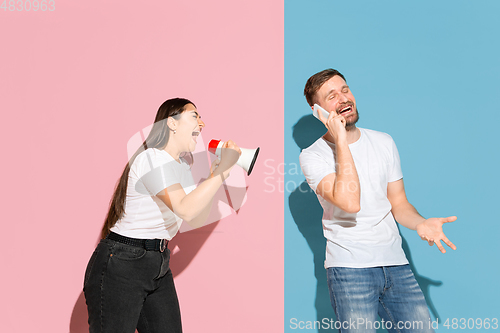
[392,201,426,230]
[333,141,360,212]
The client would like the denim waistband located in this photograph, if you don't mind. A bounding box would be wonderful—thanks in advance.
[106,232,169,252]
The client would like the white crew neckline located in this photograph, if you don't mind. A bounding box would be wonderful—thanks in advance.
[323,127,364,148]
[152,148,182,165]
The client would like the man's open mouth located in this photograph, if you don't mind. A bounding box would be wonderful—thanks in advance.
[192,131,200,142]
[339,105,353,115]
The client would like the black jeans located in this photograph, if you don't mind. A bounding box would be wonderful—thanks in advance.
[83,238,182,333]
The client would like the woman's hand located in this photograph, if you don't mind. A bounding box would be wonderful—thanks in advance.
[210,158,221,175]
[215,140,241,180]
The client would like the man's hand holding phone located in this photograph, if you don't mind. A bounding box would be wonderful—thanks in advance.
[314,103,347,144]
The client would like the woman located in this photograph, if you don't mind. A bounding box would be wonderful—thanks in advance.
[83,98,240,333]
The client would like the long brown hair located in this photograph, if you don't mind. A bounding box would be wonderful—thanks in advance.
[100,98,196,239]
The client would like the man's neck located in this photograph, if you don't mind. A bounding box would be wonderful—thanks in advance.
[323,126,361,145]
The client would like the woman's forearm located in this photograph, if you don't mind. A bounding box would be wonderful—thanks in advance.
[173,169,227,222]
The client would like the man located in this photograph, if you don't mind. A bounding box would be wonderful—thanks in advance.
[299,69,456,333]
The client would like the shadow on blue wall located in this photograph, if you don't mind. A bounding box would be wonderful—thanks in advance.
[289,115,443,329]
[400,231,442,321]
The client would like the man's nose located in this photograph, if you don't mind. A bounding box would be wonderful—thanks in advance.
[338,92,349,103]
[198,119,205,128]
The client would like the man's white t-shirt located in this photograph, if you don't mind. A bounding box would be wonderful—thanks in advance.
[299,128,409,268]
[110,148,196,240]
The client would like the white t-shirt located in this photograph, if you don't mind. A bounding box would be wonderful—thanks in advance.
[299,128,409,268]
[110,148,196,240]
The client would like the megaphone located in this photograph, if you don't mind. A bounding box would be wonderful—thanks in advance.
[208,139,260,176]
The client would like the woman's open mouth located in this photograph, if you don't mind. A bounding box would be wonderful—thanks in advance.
[192,131,200,143]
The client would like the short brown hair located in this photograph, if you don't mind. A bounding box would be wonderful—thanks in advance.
[304,69,346,106]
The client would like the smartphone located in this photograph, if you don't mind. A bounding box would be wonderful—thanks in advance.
[313,104,330,120]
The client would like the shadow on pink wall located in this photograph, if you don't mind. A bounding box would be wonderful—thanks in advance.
[69,220,220,332]
[69,133,250,331]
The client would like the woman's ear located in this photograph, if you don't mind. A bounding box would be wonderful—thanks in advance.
[167,117,177,132]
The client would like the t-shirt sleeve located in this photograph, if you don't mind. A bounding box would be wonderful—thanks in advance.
[134,150,182,196]
[299,149,335,193]
[388,137,403,182]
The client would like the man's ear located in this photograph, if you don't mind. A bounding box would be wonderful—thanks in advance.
[310,99,317,111]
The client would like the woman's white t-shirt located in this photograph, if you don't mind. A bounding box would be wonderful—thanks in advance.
[299,128,409,268]
[110,148,196,240]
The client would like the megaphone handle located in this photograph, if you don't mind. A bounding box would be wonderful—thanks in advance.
[215,140,225,157]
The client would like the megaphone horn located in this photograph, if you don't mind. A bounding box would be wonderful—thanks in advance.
[208,139,260,176]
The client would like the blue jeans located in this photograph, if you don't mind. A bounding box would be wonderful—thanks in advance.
[83,238,182,333]
[327,265,434,333]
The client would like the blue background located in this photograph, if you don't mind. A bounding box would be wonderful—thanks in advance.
[285,1,500,332]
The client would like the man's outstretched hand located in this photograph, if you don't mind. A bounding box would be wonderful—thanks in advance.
[416,216,457,253]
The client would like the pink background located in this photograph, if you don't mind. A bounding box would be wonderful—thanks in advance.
[0,1,283,332]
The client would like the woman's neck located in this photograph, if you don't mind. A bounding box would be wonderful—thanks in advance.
[163,142,181,163]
